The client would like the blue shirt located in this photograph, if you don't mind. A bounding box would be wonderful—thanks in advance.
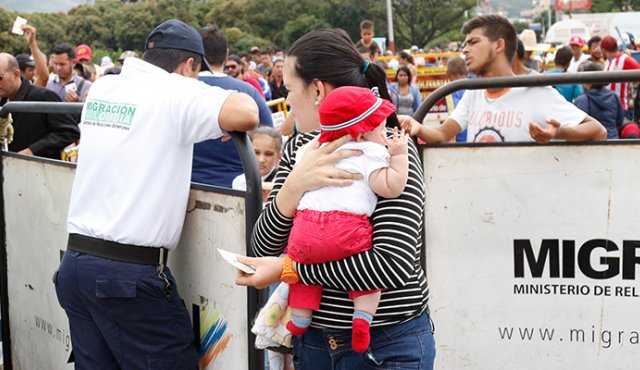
[544,68,583,102]
[191,72,273,187]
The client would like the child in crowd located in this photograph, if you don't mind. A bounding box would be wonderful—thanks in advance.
[574,61,623,139]
[354,20,381,61]
[284,86,409,352]
[232,126,282,199]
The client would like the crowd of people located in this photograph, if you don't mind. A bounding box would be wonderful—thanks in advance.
[1,12,639,370]
[376,26,640,142]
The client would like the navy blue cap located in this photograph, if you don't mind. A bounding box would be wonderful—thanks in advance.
[145,19,211,72]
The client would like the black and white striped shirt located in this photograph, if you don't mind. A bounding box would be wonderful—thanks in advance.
[251,130,429,329]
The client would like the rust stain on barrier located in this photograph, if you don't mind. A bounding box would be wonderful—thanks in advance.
[187,200,212,213]
[187,200,233,214]
[212,204,233,213]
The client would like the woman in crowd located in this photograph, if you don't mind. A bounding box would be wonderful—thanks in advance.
[235,29,434,369]
[397,51,418,84]
[389,66,421,116]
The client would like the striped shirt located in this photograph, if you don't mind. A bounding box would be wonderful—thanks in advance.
[605,52,640,110]
[251,130,429,329]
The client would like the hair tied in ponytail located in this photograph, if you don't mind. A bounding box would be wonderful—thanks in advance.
[361,59,371,74]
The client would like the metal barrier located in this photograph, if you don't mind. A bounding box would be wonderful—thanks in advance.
[266,98,288,117]
[414,70,640,123]
[0,102,264,370]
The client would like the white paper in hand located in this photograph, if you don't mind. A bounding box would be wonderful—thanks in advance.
[12,16,27,36]
[217,248,256,274]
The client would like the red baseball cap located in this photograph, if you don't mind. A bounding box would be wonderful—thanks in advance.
[75,44,92,62]
[568,36,584,47]
[621,123,640,139]
[600,36,618,52]
[318,86,395,143]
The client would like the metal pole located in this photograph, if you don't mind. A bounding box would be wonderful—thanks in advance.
[386,0,395,53]
[414,70,640,123]
[548,1,552,36]
[229,131,264,370]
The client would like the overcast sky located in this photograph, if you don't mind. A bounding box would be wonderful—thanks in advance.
[0,0,89,13]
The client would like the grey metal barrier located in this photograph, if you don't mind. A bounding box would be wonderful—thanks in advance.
[411,69,640,280]
[0,101,264,370]
[415,70,640,122]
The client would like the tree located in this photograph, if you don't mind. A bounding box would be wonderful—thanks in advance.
[282,14,330,45]
[392,0,476,49]
[590,0,640,12]
[513,21,530,34]
[224,27,271,55]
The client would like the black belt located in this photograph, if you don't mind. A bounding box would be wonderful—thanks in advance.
[67,233,169,266]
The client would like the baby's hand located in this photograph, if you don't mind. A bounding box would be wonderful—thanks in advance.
[385,127,409,156]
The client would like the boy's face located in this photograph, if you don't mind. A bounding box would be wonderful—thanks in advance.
[361,28,374,43]
[462,27,497,76]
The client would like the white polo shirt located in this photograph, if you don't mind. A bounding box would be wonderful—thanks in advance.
[67,58,232,249]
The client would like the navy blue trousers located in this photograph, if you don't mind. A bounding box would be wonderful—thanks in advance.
[54,250,198,370]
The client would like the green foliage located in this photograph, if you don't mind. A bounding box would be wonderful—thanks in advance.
[283,14,331,46]
[591,0,640,12]
[0,0,481,58]
[225,27,271,55]
[0,8,25,55]
[392,0,476,50]
[513,21,530,34]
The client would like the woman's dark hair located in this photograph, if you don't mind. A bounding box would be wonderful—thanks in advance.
[398,51,414,64]
[395,66,412,84]
[286,28,398,127]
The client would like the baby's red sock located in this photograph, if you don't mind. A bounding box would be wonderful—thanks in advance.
[352,318,371,353]
[286,320,309,336]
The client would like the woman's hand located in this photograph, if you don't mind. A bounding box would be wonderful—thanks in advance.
[276,134,363,216]
[235,256,284,290]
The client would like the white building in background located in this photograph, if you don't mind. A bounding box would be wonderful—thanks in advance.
[562,12,640,44]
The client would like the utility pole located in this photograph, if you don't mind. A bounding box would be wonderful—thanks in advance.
[386,0,395,53]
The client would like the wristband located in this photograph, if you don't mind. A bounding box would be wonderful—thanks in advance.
[280,255,299,284]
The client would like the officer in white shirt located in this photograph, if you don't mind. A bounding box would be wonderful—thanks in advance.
[55,19,258,369]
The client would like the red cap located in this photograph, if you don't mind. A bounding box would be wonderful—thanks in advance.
[568,36,584,47]
[75,44,92,62]
[318,86,396,143]
[600,36,618,52]
[621,123,640,139]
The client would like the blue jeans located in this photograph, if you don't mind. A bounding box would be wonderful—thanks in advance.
[292,311,435,369]
[54,250,199,370]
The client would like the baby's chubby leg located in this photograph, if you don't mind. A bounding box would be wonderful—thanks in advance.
[286,307,313,336]
[351,290,382,353]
